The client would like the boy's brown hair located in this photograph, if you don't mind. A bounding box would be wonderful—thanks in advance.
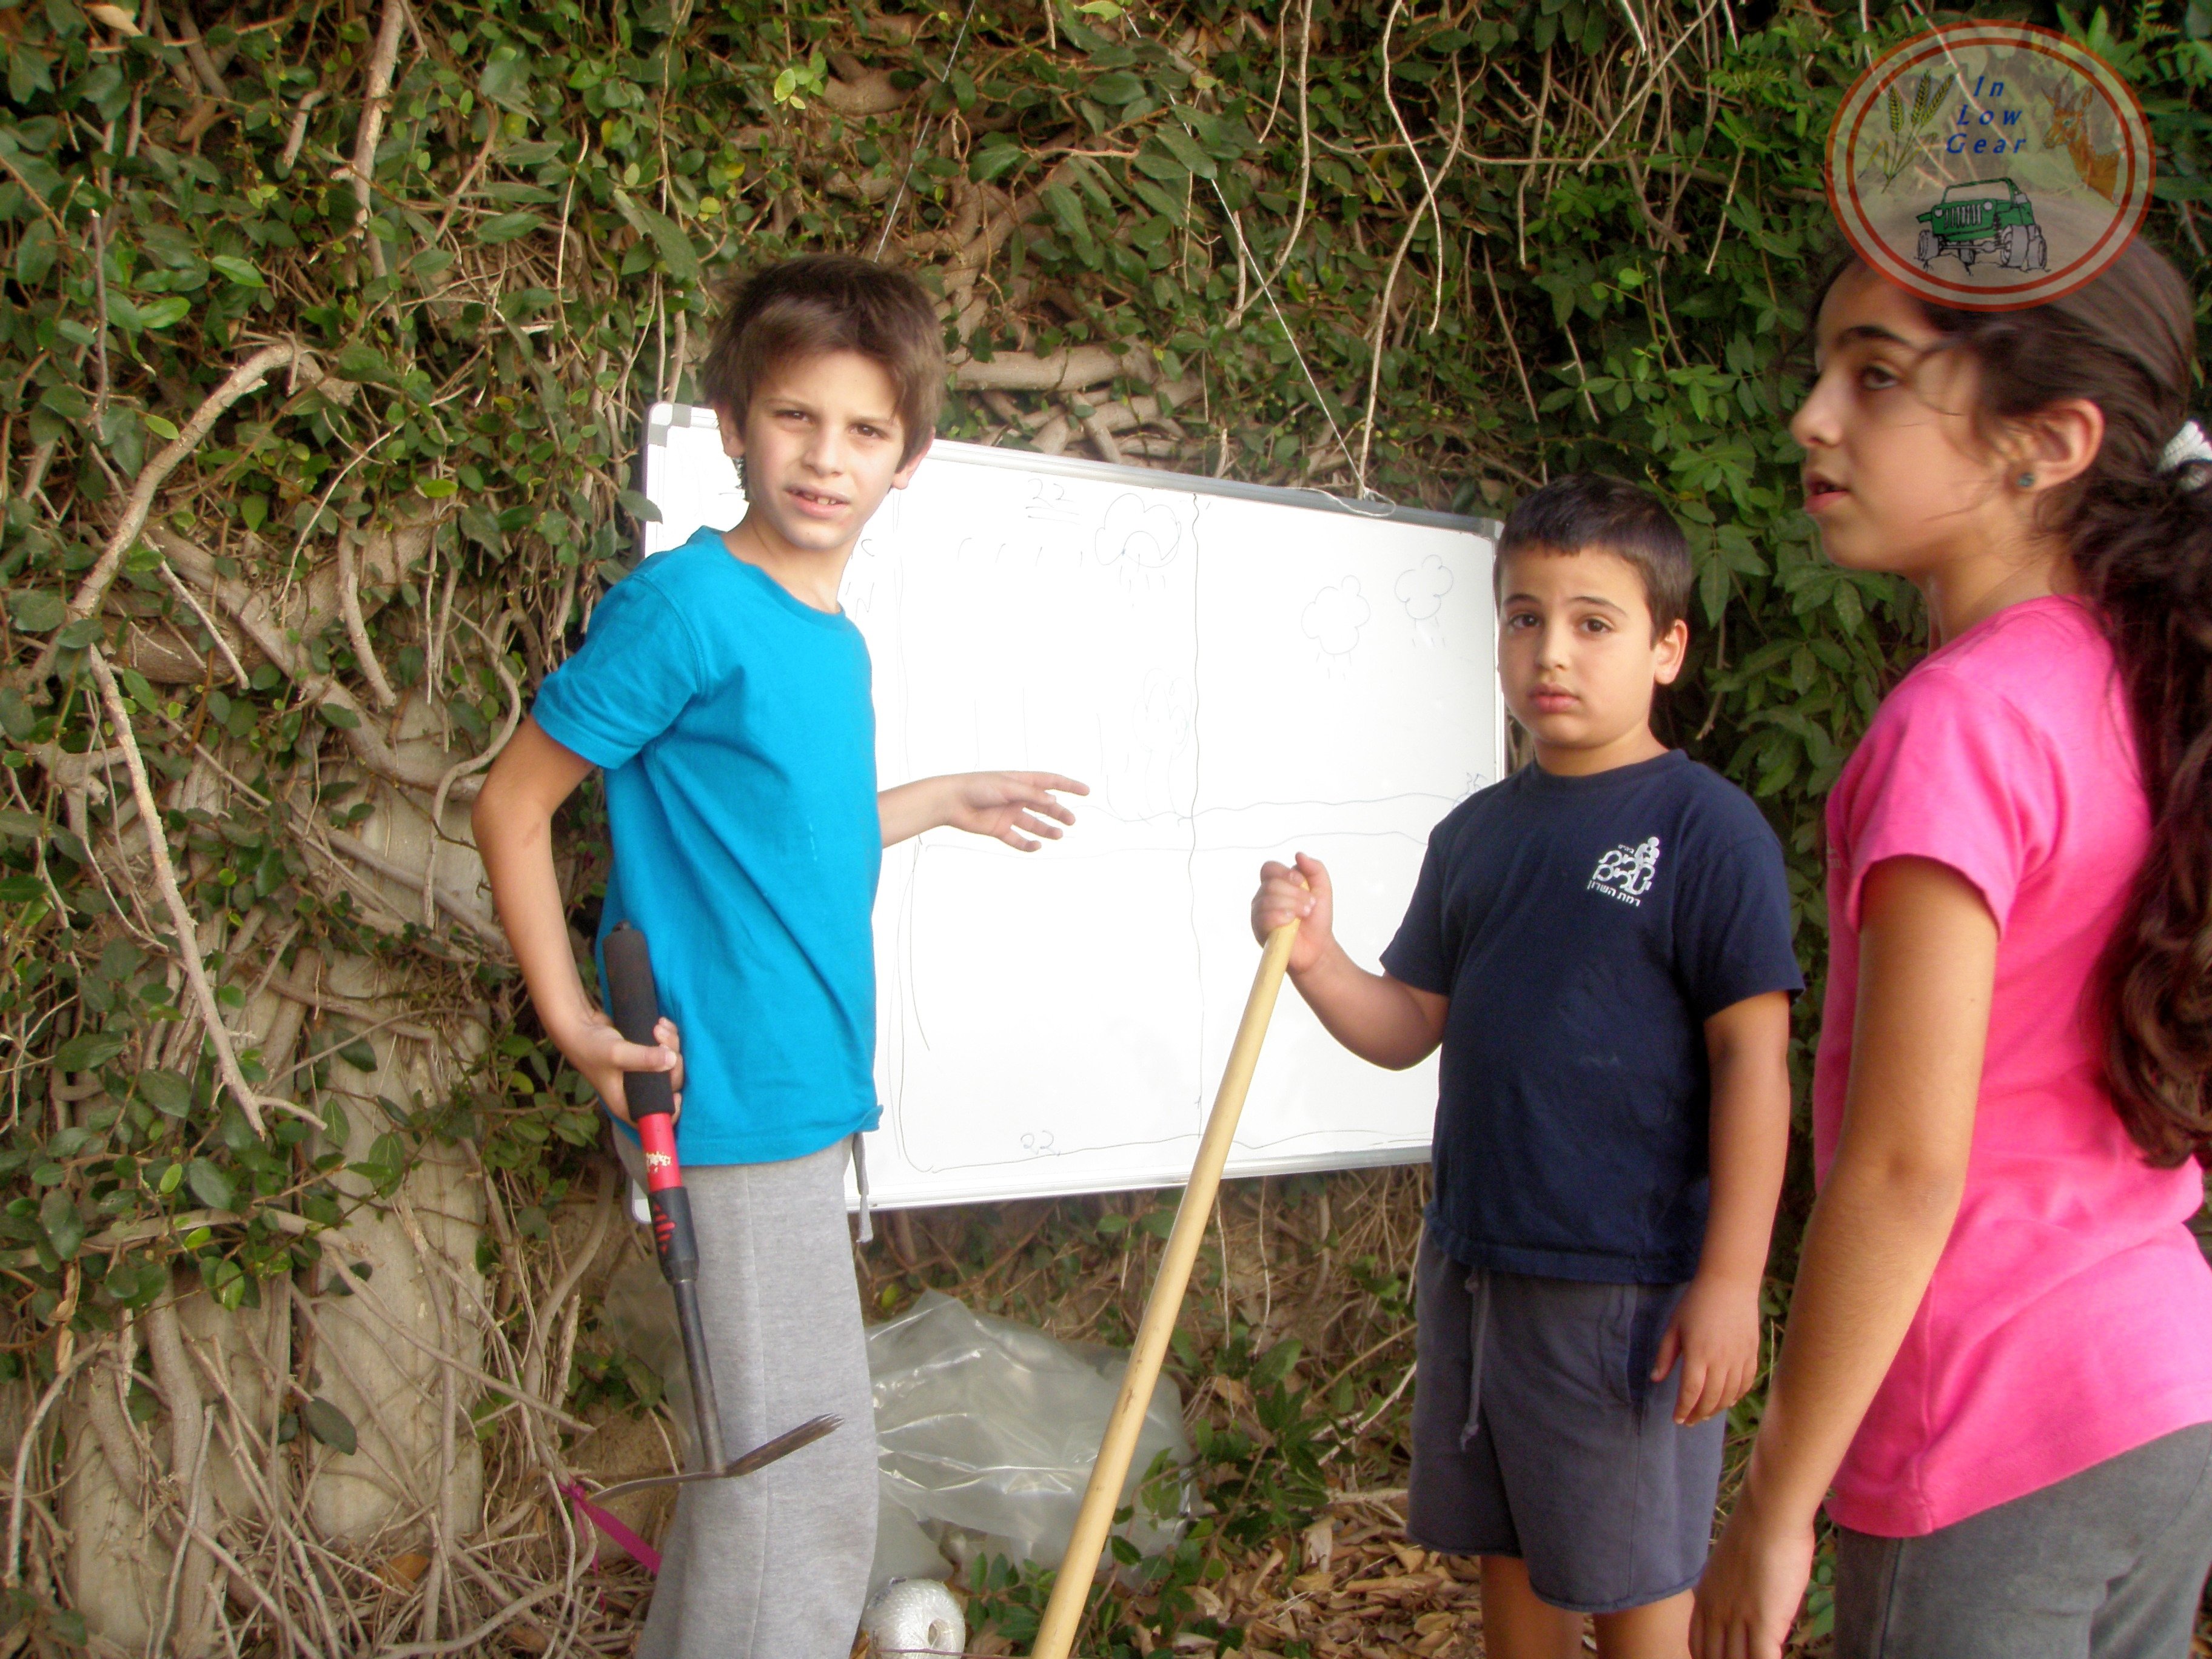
[1493,473,1694,635]
[697,255,945,464]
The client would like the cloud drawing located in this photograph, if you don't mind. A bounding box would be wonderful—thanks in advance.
[1302,577,1372,656]
[1093,494,1183,569]
[1395,555,1454,622]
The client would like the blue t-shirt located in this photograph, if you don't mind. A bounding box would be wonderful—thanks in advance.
[1381,749,1802,1283]
[531,526,880,1166]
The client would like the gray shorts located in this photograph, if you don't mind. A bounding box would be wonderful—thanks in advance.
[1406,1232,1724,1614]
[1835,1421,2212,1659]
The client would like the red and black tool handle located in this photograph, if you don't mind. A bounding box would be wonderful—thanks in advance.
[602,922,727,1475]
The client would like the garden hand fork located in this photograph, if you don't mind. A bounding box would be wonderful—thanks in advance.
[585,922,839,1506]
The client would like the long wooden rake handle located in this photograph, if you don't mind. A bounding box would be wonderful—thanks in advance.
[1030,921,1301,1659]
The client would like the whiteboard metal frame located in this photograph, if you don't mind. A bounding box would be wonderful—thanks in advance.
[642,403,1501,535]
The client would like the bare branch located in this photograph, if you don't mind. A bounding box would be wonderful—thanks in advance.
[63,341,303,634]
[154,528,486,802]
[950,345,1130,392]
[5,1335,109,1587]
[337,534,398,711]
[85,646,269,1136]
[349,0,410,278]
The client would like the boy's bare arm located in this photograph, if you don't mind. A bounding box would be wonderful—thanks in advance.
[472,718,680,1122]
[1251,853,1447,1069]
[1654,988,1793,1425]
[878,772,1088,850]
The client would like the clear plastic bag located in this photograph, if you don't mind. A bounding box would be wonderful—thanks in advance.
[598,1262,1195,1590]
[866,1292,1195,1589]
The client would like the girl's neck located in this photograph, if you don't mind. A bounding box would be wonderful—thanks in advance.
[1918,534,2079,646]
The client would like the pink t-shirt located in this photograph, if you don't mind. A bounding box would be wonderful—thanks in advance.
[1814,595,2212,1537]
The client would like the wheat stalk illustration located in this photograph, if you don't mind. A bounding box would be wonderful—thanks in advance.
[1911,72,1941,126]
[1873,72,1946,189]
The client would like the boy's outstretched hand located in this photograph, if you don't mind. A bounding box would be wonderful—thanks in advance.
[880,771,1088,850]
[1652,1272,1761,1426]
[555,1009,685,1128]
[1251,853,1335,976]
[942,771,1088,850]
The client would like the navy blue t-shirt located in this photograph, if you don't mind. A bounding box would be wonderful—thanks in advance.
[1381,749,1802,1284]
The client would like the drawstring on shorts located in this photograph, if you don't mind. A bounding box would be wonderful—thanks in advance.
[1461,1265,1492,1449]
[850,1131,873,1244]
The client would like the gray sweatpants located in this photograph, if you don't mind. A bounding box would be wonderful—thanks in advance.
[621,1141,879,1659]
[1835,1422,2212,1659]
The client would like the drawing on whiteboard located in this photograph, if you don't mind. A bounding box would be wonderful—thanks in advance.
[1137,669,1197,819]
[1095,668,1199,825]
[1025,479,1084,523]
[1396,555,1454,647]
[1302,577,1372,663]
[841,537,886,614]
[1092,493,1186,577]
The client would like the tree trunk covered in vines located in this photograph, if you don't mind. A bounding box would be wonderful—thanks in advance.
[1,0,2208,1649]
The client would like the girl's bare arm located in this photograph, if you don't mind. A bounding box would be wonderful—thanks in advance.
[1693,855,1993,1658]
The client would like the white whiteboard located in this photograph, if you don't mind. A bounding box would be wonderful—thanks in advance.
[639,404,1500,1209]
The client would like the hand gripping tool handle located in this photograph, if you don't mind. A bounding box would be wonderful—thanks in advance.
[602,922,726,1475]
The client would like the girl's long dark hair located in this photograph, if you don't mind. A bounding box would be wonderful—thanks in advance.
[1907,241,2212,1167]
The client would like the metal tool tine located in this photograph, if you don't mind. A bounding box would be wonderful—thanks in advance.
[583,1414,842,1506]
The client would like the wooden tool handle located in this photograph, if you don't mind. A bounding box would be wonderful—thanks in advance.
[1030,921,1299,1659]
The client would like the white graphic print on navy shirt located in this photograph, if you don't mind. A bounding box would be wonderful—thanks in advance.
[1588,835,1661,905]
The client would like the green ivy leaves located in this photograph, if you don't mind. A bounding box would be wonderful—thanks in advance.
[610,189,701,284]
[302,1395,358,1454]
[5,591,64,634]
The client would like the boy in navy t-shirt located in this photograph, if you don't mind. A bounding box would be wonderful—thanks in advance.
[474,257,1085,1658]
[1252,475,1800,1658]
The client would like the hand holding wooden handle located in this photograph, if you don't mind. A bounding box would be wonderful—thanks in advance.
[1030,920,1301,1659]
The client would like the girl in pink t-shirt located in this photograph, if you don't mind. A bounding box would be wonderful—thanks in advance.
[1694,238,2212,1659]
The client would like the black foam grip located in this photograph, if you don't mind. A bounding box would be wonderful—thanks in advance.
[603,923,660,1044]
[603,923,676,1121]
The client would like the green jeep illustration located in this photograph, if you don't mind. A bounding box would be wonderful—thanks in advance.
[1915,179,2048,273]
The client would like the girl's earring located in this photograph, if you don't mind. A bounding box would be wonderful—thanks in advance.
[2016,471,2037,490]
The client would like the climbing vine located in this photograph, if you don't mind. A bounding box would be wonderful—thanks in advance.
[2,0,2211,1646]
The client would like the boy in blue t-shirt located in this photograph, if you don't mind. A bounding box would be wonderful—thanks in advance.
[1251,475,1801,1658]
[474,256,1085,1658]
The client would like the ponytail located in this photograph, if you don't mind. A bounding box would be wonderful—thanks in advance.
[2081,441,2212,1166]
[1917,241,2212,1166]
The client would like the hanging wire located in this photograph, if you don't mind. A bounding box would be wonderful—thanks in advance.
[871,0,988,260]
[1212,180,1396,511]
[875,0,1396,515]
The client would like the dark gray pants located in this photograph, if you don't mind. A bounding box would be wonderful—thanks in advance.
[1836,1423,2212,1659]
[625,1141,879,1659]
